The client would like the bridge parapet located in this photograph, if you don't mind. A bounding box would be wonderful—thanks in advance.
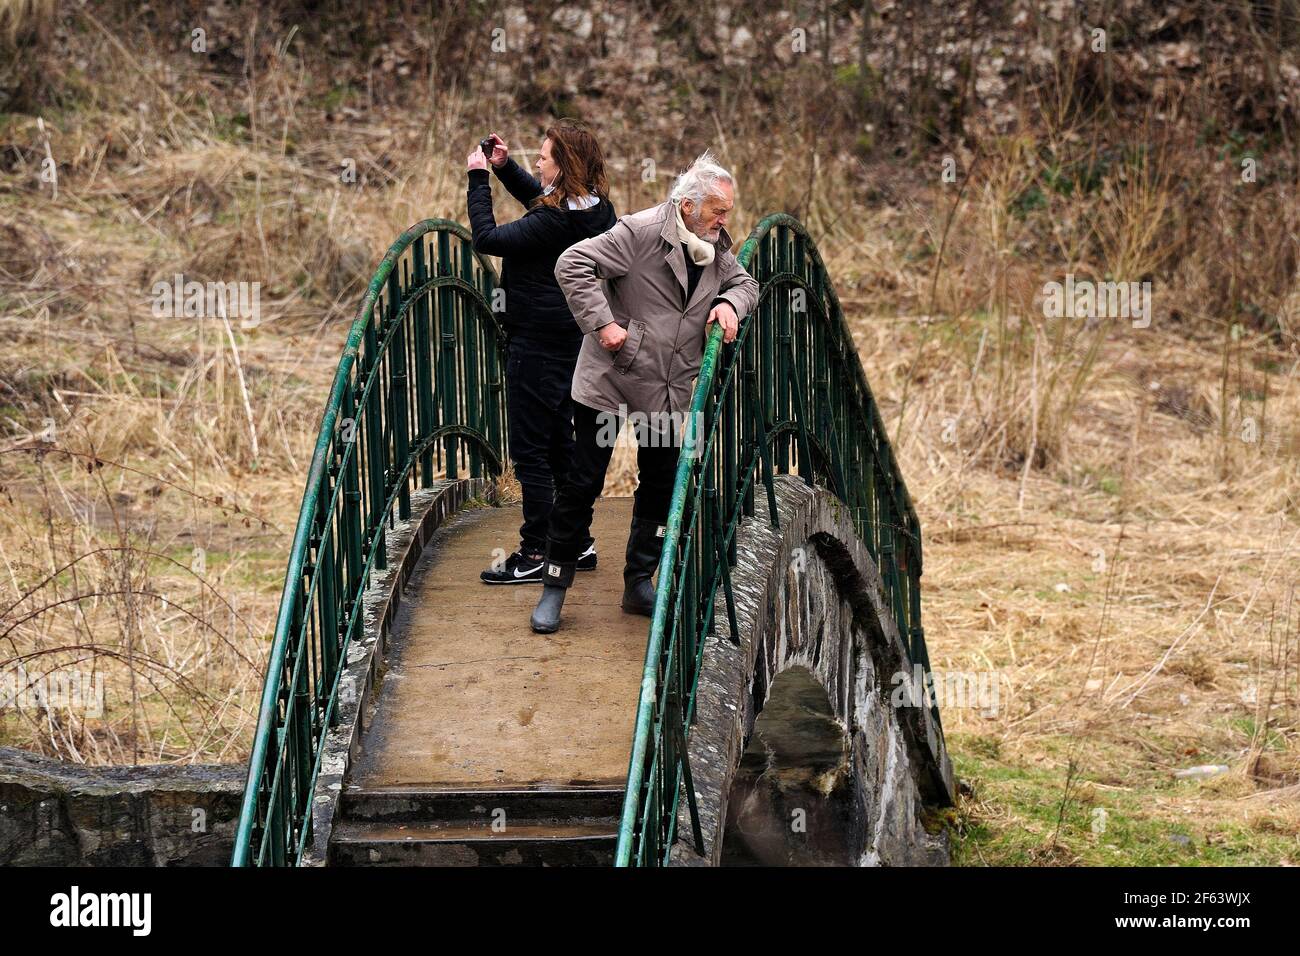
[233,221,506,866]
[671,475,953,866]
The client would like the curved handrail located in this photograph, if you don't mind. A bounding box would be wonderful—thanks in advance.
[231,212,935,868]
[231,220,506,866]
[614,213,937,866]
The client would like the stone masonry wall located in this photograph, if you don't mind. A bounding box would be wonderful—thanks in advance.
[0,746,242,866]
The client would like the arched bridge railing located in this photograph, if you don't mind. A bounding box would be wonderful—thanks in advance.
[615,214,937,866]
[231,220,506,866]
[232,212,932,868]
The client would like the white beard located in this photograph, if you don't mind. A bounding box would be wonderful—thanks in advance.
[673,201,717,265]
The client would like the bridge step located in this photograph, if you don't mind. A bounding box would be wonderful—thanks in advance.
[328,819,618,866]
[339,785,624,823]
[328,786,623,866]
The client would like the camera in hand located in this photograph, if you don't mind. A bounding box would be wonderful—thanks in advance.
[480,137,495,160]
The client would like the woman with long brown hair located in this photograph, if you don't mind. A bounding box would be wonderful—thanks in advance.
[466,120,617,584]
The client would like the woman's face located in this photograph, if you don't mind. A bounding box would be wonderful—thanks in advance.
[536,137,558,188]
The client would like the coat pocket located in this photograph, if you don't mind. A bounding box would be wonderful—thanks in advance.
[612,320,646,373]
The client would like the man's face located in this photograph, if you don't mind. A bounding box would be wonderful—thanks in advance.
[681,181,734,244]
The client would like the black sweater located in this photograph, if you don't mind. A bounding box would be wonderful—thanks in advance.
[467,159,617,356]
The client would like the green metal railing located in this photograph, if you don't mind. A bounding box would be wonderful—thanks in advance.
[233,212,933,868]
[231,220,506,866]
[614,213,936,866]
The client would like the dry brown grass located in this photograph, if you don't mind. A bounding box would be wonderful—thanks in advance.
[836,133,1300,860]
[0,0,53,44]
[0,0,1296,863]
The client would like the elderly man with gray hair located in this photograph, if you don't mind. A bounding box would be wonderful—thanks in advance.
[529,150,760,633]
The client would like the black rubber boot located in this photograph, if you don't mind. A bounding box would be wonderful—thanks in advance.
[621,517,666,616]
[531,550,577,633]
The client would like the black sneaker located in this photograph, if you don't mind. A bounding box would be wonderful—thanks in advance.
[577,541,597,572]
[480,549,545,585]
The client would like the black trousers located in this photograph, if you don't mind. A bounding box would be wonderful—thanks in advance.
[505,338,583,554]
[545,401,680,562]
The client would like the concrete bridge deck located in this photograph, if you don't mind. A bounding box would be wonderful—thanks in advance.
[347,497,645,792]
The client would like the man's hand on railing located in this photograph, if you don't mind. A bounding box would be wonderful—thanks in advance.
[705,301,738,344]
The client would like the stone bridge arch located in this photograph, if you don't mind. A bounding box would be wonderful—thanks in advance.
[671,475,955,866]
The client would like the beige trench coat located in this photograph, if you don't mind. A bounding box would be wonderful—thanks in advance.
[554,199,760,422]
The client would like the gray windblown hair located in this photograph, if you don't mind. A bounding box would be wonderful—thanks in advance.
[668,149,734,206]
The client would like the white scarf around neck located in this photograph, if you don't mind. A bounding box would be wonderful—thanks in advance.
[673,201,716,266]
